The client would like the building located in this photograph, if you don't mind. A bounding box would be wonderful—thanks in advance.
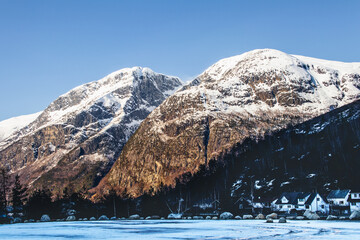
[273,192,328,213]
[349,192,360,212]
[304,193,329,213]
[327,189,351,215]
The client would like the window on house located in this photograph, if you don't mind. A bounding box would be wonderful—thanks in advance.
[321,205,324,209]
[279,205,282,208]
[288,205,291,208]
[340,201,344,204]
[306,206,309,209]
[317,197,320,201]
[352,202,356,206]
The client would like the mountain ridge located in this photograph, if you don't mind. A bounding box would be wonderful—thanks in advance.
[97,49,360,198]
[0,66,182,195]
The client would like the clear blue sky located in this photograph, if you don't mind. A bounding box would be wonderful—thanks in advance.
[0,0,359,121]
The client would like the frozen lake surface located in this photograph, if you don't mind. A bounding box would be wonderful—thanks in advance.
[0,220,359,239]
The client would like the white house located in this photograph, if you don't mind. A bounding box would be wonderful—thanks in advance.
[327,189,351,214]
[349,192,360,212]
[304,193,329,213]
[327,190,350,206]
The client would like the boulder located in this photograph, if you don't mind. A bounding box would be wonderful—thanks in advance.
[193,216,204,220]
[266,213,277,219]
[145,216,151,220]
[350,211,360,220]
[167,213,182,219]
[303,210,320,220]
[83,218,88,221]
[24,220,29,223]
[286,216,295,220]
[243,215,254,219]
[129,214,140,220]
[66,216,76,221]
[278,217,286,223]
[29,219,35,223]
[40,214,51,222]
[13,217,22,223]
[187,217,192,220]
[110,217,117,220]
[206,216,212,220]
[235,215,242,220]
[296,216,305,220]
[255,214,265,219]
[161,217,165,220]
[121,217,126,220]
[151,215,160,219]
[140,217,145,220]
[326,215,338,220]
[220,212,233,220]
[78,218,83,221]
[67,209,76,216]
[339,216,347,220]
[98,215,109,221]
[90,217,96,221]
[212,216,218,220]
[266,218,273,223]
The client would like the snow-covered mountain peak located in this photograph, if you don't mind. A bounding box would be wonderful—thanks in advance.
[177,49,360,117]
[202,49,300,79]
[0,66,182,194]
[28,66,182,128]
[201,49,360,82]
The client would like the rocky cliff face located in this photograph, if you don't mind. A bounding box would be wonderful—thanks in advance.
[98,49,360,198]
[0,67,182,194]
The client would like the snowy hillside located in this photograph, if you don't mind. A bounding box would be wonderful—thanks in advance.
[0,112,42,142]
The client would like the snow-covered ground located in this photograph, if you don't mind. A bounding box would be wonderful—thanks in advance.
[0,220,359,239]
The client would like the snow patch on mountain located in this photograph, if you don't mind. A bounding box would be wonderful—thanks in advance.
[0,112,42,142]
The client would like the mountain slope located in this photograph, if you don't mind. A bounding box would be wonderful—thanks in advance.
[98,49,360,198]
[0,67,182,194]
[0,112,42,142]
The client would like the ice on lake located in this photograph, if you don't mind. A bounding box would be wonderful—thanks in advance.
[0,220,359,239]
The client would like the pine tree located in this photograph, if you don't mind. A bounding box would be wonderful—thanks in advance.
[0,167,9,212]
[11,174,27,215]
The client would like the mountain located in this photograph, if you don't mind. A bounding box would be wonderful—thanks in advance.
[0,112,42,142]
[97,49,360,198]
[0,67,182,194]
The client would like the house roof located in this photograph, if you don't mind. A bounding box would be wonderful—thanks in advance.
[327,190,350,199]
[275,192,308,205]
[305,193,316,205]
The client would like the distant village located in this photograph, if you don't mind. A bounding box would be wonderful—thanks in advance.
[189,189,360,221]
[263,189,359,216]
